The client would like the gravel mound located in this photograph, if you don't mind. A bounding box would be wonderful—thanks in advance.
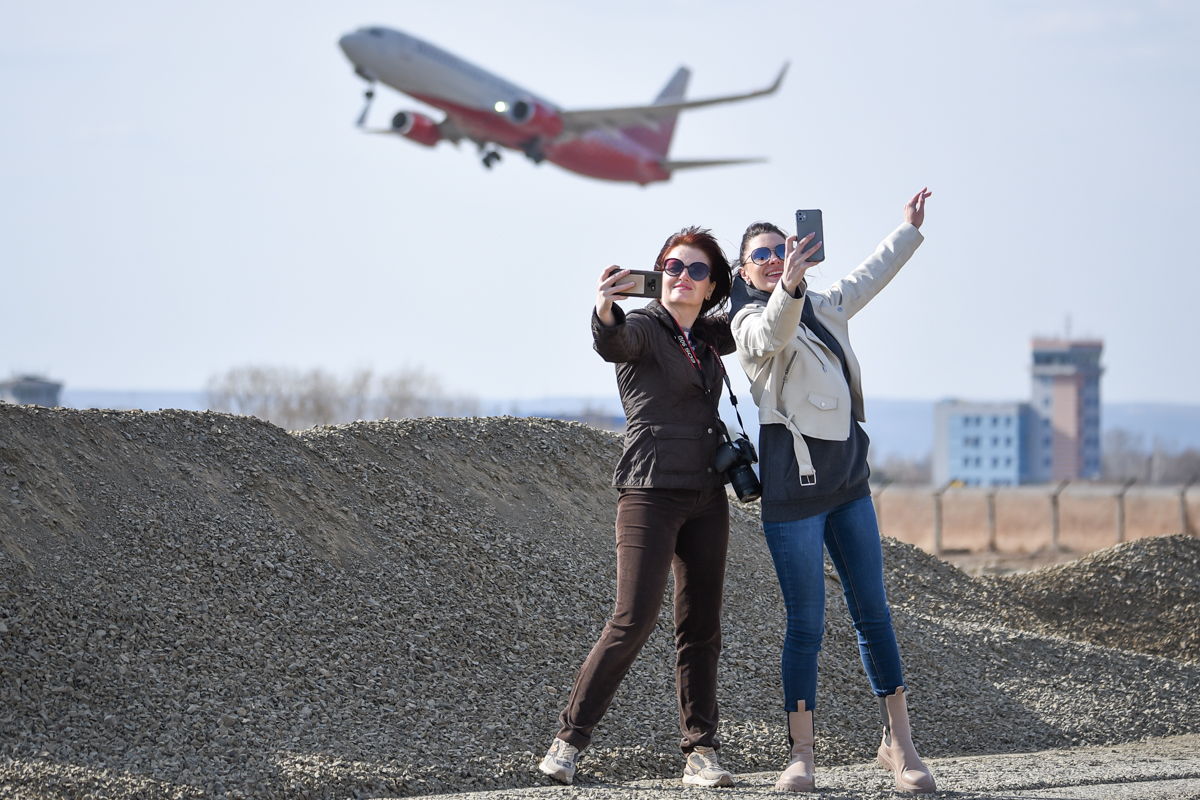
[984,535,1200,663]
[2,405,1199,799]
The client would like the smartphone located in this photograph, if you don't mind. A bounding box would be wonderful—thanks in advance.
[614,269,662,299]
[794,209,825,262]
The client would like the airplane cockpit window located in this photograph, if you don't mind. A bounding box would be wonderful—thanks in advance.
[366,27,386,37]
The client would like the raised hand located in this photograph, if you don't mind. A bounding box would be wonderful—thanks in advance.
[781,233,821,294]
[905,188,932,229]
[596,265,635,327]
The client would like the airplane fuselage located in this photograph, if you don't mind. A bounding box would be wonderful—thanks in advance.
[340,27,675,184]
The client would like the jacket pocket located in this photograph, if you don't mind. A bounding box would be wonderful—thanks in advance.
[807,392,838,411]
[650,423,706,474]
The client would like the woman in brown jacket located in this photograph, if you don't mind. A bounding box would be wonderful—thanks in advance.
[538,226,736,787]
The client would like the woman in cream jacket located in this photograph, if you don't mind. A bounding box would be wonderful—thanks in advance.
[729,189,936,794]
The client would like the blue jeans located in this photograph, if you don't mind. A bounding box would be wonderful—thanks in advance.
[762,495,904,713]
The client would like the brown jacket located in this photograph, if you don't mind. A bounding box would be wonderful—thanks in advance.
[592,301,736,490]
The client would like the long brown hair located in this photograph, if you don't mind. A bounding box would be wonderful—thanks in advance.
[653,226,732,318]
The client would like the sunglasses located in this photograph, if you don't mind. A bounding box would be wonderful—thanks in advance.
[660,258,711,282]
[749,244,787,265]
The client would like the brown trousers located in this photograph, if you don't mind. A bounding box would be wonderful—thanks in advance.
[556,486,729,753]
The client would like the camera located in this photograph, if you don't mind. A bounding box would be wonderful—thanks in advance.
[715,434,761,502]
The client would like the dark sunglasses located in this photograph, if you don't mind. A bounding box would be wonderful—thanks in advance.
[660,258,711,281]
[749,244,787,265]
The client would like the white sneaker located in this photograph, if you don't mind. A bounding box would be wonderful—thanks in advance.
[539,737,580,785]
[682,746,734,787]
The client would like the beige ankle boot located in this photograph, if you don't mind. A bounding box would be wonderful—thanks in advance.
[876,687,935,793]
[774,700,815,792]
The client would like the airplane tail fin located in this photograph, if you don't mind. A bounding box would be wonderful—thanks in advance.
[621,67,690,158]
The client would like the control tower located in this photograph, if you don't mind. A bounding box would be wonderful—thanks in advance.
[1029,339,1104,481]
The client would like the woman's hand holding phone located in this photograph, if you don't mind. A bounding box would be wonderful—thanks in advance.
[596,265,635,327]
[781,233,822,295]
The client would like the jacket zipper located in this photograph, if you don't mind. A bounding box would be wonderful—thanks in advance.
[798,334,830,373]
[781,351,799,388]
[806,333,831,372]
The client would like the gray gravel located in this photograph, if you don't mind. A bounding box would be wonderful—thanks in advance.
[984,536,1200,663]
[1,405,1199,799]
[383,735,1200,800]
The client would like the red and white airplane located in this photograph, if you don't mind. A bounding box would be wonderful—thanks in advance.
[338,26,786,185]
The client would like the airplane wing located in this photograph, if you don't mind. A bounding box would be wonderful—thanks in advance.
[662,157,767,172]
[559,63,787,134]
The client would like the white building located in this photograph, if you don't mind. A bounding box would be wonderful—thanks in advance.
[933,401,1034,487]
[933,338,1104,486]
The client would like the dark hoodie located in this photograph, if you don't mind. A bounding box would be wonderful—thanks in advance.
[730,276,872,522]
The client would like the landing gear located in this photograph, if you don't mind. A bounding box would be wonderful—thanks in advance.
[520,138,546,164]
[481,150,502,169]
[355,82,376,128]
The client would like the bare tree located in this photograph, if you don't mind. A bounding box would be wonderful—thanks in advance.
[343,369,375,423]
[1103,428,1200,484]
[378,367,437,419]
[206,366,477,430]
[869,449,932,485]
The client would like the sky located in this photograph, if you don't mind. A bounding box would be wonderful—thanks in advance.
[2,1,1198,406]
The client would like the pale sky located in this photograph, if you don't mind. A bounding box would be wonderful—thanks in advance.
[2,1,1197,405]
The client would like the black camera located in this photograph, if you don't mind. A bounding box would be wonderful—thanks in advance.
[715,434,761,502]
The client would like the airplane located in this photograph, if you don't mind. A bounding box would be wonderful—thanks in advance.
[337,26,787,186]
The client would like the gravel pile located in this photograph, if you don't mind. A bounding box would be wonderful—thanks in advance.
[983,535,1200,663]
[2,404,1199,799]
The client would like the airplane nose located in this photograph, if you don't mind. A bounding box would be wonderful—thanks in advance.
[338,32,363,60]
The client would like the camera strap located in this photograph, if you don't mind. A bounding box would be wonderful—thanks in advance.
[668,317,754,444]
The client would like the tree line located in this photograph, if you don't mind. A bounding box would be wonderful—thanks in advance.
[205,366,478,431]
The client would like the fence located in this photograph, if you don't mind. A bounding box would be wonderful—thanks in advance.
[873,483,1199,555]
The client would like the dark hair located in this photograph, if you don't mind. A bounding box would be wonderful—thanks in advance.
[737,221,787,267]
[653,226,732,318]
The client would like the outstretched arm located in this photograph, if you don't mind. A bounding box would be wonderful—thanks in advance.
[819,188,931,318]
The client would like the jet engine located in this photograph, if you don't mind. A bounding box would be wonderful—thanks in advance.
[390,111,442,147]
[507,99,563,139]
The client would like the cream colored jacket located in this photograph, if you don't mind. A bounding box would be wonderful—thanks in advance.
[731,223,924,483]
